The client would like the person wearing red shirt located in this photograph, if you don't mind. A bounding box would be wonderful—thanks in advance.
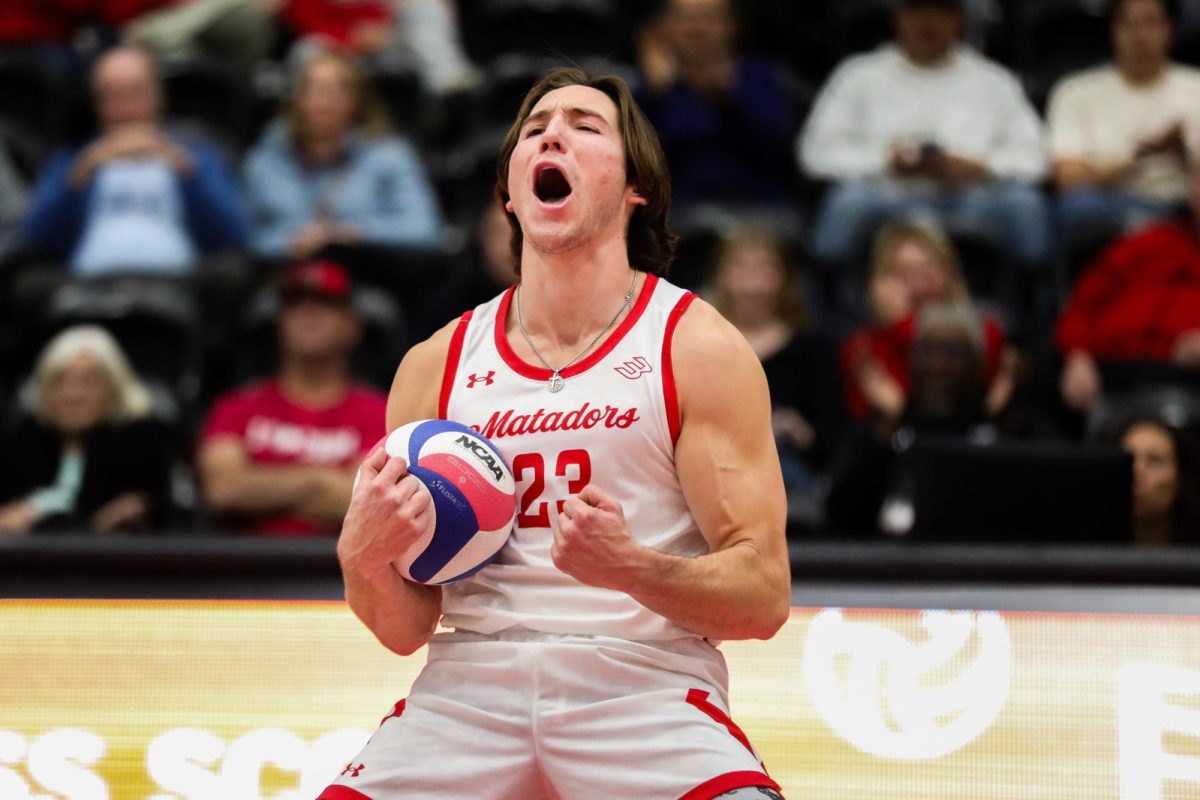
[281,0,392,55]
[1057,181,1200,412]
[198,260,386,535]
[841,220,1012,424]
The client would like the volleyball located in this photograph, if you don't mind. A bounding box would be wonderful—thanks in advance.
[378,419,516,585]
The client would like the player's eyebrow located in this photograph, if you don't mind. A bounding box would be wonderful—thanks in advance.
[522,106,611,130]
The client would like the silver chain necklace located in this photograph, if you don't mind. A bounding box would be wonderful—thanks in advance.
[515,271,638,393]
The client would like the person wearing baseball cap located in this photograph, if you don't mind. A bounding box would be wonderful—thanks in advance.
[197,259,387,536]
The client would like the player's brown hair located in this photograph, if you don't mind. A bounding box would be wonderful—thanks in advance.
[495,66,678,276]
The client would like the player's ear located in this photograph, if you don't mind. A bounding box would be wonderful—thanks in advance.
[626,187,648,208]
[505,198,515,212]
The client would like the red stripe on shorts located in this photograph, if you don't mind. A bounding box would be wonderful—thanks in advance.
[317,786,373,800]
[678,769,782,800]
[686,688,757,757]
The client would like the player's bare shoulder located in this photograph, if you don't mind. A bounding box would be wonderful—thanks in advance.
[386,319,460,428]
[670,298,770,421]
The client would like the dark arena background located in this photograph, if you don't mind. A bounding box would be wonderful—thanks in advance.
[1,1,1199,798]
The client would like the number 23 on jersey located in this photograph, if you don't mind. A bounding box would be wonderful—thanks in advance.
[512,449,591,528]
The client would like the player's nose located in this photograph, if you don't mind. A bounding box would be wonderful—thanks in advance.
[539,116,567,153]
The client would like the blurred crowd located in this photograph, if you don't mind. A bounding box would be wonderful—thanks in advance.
[0,0,1197,543]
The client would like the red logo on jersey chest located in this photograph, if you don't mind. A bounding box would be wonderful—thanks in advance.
[467,371,495,388]
[614,357,652,380]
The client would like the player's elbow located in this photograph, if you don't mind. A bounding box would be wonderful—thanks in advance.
[743,595,790,641]
[387,636,428,658]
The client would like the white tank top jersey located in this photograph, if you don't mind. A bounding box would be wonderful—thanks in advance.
[438,272,705,642]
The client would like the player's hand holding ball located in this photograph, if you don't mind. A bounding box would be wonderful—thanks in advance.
[554,485,642,591]
[341,420,517,586]
[338,442,432,583]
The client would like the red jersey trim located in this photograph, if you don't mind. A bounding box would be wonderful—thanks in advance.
[662,292,698,445]
[678,770,781,800]
[439,310,474,419]
[378,698,406,726]
[317,786,373,800]
[493,273,660,381]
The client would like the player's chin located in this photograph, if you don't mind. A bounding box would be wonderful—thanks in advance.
[523,225,583,255]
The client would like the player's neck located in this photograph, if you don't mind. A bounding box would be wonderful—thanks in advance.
[515,237,641,351]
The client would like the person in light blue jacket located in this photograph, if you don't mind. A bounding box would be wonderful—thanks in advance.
[244,51,442,262]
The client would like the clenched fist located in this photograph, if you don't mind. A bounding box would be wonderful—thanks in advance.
[553,484,644,592]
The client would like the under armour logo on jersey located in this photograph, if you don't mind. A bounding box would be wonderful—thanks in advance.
[467,371,495,388]
[341,763,365,778]
[614,357,653,380]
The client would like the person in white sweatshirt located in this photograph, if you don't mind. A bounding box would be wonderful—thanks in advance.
[800,0,1049,269]
[1047,0,1200,241]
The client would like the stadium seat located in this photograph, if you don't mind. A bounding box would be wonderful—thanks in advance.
[1087,382,1200,442]
[372,68,425,139]
[834,0,894,57]
[0,119,46,185]
[40,276,204,415]
[1012,0,1111,110]
[462,0,622,65]
[944,225,1012,319]
[160,58,254,155]
[0,55,65,144]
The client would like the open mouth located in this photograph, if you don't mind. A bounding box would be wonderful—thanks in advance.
[534,165,572,204]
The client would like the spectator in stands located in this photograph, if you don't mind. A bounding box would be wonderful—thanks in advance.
[707,224,842,491]
[244,51,442,262]
[125,0,281,68]
[800,0,1049,268]
[1056,162,1200,414]
[281,0,392,57]
[1048,0,1200,243]
[1119,418,1200,544]
[20,45,247,277]
[841,220,1014,424]
[635,0,797,217]
[197,260,386,536]
[827,299,1005,537]
[0,325,171,534]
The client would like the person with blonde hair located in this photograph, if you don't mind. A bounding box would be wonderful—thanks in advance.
[841,219,1013,423]
[0,326,171,533]
[243,50,442,262]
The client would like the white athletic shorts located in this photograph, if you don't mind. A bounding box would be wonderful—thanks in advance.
[317,631,781,799]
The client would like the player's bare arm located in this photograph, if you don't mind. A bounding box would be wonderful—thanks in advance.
[337,321,455,656]
[554,299,792,641]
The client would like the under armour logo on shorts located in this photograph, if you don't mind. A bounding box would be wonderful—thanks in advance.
[341,763,365,778]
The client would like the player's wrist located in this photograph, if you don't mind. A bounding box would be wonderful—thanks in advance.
[611,540,663,595]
